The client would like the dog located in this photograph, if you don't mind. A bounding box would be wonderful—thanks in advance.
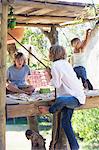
[25,129,46,150]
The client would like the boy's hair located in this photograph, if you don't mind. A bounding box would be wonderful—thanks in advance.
[14,52,24,59]
[49,45,66,61]
[14,52,26,65]
[71,38,80,46]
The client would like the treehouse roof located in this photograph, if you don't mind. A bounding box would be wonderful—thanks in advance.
[0,0,99,28]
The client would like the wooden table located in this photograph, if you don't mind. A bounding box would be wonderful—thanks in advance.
[6,90,99,118]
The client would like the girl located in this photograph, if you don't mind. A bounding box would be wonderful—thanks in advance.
[6,52,35,95]
[71,29,93,90]
[44,45,86,150]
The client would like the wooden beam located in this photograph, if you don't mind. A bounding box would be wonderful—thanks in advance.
[14,14,75,22]
[16,22,57,27]
[59,16,99,27]
[7,104,39,118]
[14,6,34,14]
[79,96,99,109]
[11,1,88,20]
[15,16,99,28]
[29,8,57,15]
[12,15,99,25]
[8,1,88,18]
[7,99,54,118]
[7,96,99,118]
[12,1,86,9]
[0,1,8,150]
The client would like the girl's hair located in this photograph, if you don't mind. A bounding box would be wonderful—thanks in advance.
[14,52,26,66]
[49,45,66,61]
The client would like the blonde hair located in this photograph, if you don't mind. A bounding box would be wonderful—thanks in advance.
[14,52,26,66]
[49,45,66,62]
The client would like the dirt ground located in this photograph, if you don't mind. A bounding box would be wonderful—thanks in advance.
[6,124,98,150]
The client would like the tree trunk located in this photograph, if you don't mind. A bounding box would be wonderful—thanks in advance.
[41,25,58,45]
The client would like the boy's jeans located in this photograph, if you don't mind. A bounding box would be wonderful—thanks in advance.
[49,96,82,150]
[73,66,93,90]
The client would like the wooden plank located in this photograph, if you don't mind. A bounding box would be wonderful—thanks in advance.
[10,2,86,22]
[14,14,75,23]
[12,1,86,9]
[0,1,8,150]
[28,0,88,7]
[26,19,62,24]
[79,96,99,109]
[14,6,34,14]
[11,1,85,19]
[7,104,39,118]
[29,8,56,15]
[7,98,54,118]
[7,96,99,118]
[7,1,99,19]
[45,5,83,17]
[16,22,55,27]
[15,15,99,27]
[14,14,75,21]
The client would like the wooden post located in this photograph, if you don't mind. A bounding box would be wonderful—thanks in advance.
[27,46,39,149]
[27,46,39,133]
[28,116,39,132]
[0,1,8,150]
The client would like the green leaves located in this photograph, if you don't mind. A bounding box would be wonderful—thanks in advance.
[21,28,50,69]
[72,108,99,143]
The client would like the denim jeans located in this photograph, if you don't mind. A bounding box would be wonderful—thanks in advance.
[73,66,93,90]
[73,66,87,84]
[49,96,81,113]
[49,96,81,150]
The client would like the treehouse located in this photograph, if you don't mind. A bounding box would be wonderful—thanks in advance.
[0,0,99,150]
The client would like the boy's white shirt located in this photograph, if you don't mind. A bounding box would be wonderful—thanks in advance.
[50,59,86,104]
